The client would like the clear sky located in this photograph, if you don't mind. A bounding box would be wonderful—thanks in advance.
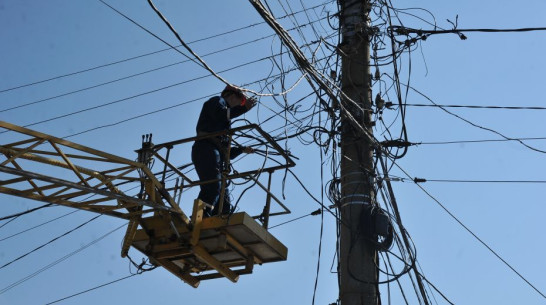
[1,1,546,304]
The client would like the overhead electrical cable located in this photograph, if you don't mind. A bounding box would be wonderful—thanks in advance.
[417,273,455,305]
[0,216,18,229]
[385,2,410,160]
[106,0,324,100]
[100,0,233,77]
[406,84,546,154]
[312,114,326,305]
[44,274,137,305]
[418,137,546,145]
[0,223,125,295]
[400,178,546,184]
[0,210,79,243]
[0,215,101,270]
[0,17,331,114]
[287,169,348,227]
[7,50,330,131]
[0,204,53,221]
[268,209,322,229]
[248,0,380,153]
[401,103,546,110]
[391,161,546,299]
[383,137,546,147]
[0,0,333,94]
[377,156,430,303]
[60,55,333,138]
[391,25,546,36]
[145,0,329,98]
[145,0,233,87]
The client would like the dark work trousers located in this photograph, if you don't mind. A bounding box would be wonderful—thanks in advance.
[191,140,231,216]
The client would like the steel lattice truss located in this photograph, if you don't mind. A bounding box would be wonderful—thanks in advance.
[0,121,186,220]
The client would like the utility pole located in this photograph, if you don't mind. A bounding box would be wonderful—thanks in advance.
[338,0,377,304]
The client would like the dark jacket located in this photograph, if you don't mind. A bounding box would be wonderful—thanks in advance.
[195,96,248,159]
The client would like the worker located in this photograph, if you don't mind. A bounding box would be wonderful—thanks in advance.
[192,85,257,217]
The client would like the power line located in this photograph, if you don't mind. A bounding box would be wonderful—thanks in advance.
[249,0,380,155]
[104,0,337,98]
[312,121,326,305]
[3,28,337,131]
[0,204,53,221]
[407,85,546,154]
[101,0,221,77]
[418,137,546,145]
[416,271,454,305]
[405,178,546,184]
[268,209,321,229]
[145,0,326,98]
[391,161,546,300]
[1,7,340,142]
[0,210,79,243]
[287,169,348,227]
[401,103,546,110]
[0,223,125,295]
[0,51,166,95]
[0,216,18,229]
[6,50,311,131]
[59,92,207,139]
[391,25,546,36]
[0,215,101,270]
[59,55,333,139]
[44,274,136,305]
[0,0,333,94]
[1,17,331,114]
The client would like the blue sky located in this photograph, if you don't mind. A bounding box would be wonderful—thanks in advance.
[1,1,546,304]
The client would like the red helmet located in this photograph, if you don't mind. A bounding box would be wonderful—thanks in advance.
[222,85,247,106]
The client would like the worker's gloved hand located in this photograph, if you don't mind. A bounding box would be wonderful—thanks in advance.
[245,97,257,110]
[243,146,255,154]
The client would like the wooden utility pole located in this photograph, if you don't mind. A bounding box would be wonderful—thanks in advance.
[338,0,377,304]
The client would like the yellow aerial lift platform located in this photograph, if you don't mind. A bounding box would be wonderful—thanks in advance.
[0,121,294,287]
[132,209,287,287]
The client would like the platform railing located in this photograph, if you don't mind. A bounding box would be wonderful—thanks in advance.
[140,124,296,228]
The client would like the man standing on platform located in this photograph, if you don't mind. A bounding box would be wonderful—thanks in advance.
[192,85,256,217]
